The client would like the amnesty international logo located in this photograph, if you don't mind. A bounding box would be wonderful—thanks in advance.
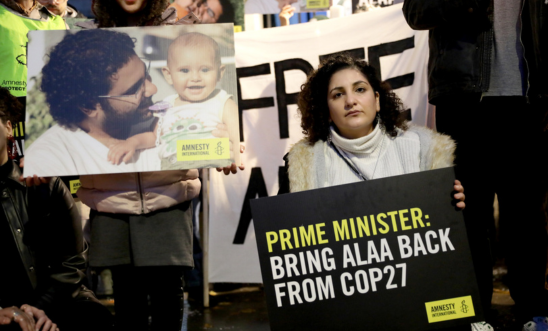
[425,295,475,323]
[16,43,28,66]
[461,300,468,313]
[176,138,230,161]
[215,141,224,156]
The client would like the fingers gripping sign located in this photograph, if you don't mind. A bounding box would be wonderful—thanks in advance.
[21,304,59,331]
[0,307,35,331]
[212,123,245,175]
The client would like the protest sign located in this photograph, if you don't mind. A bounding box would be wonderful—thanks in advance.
[250,167,482,331]
[24,24,239,177]
[245,0,331,14]
[209,4,430,283]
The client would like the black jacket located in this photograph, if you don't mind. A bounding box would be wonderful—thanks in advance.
[403,0,547,105]
[1,161,86,310]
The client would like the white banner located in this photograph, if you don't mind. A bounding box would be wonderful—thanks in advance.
[209,4,429,283]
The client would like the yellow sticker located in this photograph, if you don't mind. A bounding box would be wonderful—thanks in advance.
[176,138,230,161]
[69,180,81,195]
[234,25,242,33]
[425,296,475,323]
[307,0,329,9]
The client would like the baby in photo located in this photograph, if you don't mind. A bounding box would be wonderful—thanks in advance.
[107,32,239,169]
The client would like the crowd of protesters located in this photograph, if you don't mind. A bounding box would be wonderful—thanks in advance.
[0,0,546,331]
[0,1,241,330]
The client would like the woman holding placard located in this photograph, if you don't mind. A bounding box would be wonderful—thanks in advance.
[277,54,495,331]
[279,54,462,201]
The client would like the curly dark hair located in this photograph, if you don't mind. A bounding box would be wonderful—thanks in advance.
[0,87,24,124]
[92,0,169,27]
[217,0,235,23]
[41,30,137,129]
[298,54,407,144]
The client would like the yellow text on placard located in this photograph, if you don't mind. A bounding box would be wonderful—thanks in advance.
[425,295,475,323]
[177,138,230,161]
[234,25,242,33]
[70,180,81,194]
[307,0,329,9]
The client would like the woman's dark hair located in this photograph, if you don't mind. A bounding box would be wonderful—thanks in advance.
[217,0,235,23]
[92,0,169,27]
[41,30,137,129]
[0,87,24,125]
[298,54,407,144]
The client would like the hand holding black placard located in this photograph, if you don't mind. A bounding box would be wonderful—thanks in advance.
[251,167,482,331]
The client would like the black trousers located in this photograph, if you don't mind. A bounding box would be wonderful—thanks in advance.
[436,95,548,323]
[110,265,186,331]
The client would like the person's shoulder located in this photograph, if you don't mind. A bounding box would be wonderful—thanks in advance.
[287,138,319,160]
[217,89,229,98]
[25,125,80,165]
[32,124,79,142]
[406,124,453,146]
[404,124,455,169]
[163,93,179,105]
[404,124,440,142]
[390,126,422,148]
[74,19,98,29]
[67,4,86,18]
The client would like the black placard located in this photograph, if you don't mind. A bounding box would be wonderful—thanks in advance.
[250,167,482,331]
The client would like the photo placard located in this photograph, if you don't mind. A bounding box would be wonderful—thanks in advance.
[24,24,239,177]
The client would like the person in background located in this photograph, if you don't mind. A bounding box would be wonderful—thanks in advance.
[279,54,463,205]
[0,87,113,331]
[196,0,235,23]
[279,55,478,331]
[91,0,186,27]
[403,1,547,330]
[66,3,243,330]
[171,0,235,23]
[37,0,86,18]
[26,29,200,330]
[278,4,294,26]
[0,0,66,108]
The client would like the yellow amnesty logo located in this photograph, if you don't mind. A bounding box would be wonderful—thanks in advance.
[69,180,81,194]
[176,138,230,161]
[234,25,242,33]
[425,295,475,323]
[307,0,329,8]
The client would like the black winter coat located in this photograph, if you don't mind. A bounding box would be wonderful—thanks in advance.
[1,161,87,310]
[403,0,547,105]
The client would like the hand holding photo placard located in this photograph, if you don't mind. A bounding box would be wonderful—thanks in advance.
[24,24,240,177]
[250,167,482,331]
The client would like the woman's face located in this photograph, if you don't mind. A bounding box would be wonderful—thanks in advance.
[326,68,380,139]
[115,0,148,14]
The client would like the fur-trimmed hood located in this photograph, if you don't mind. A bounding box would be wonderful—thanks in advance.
[286,125,455,193]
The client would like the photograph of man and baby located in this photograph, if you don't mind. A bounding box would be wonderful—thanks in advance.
[24,24,240,177]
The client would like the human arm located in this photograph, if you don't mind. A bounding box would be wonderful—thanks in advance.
[28,178,86,311]
[0,307,35,331]
[276,0,297,10]
[19,305,58,331]
[215,99,245,175]
[279,5,294,26]
[107,132,157,165]
[402,0,488,30]
[277,153,290,195]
